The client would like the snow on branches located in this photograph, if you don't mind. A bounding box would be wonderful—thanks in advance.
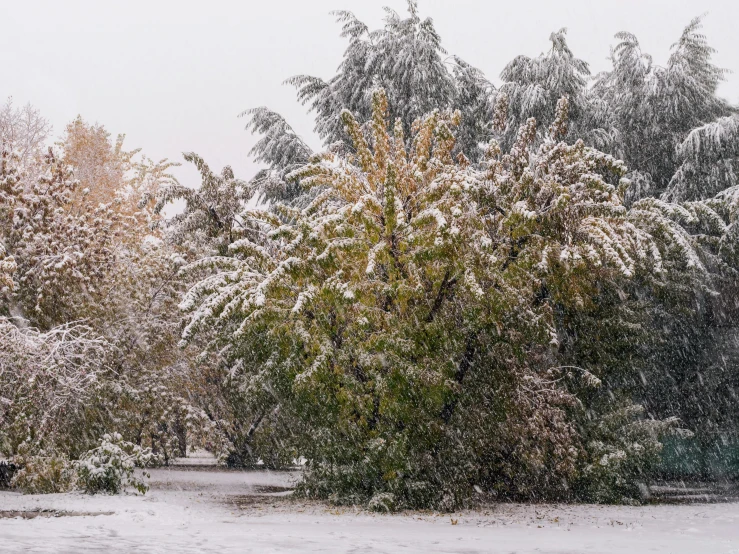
[0,147,123,327]
[664,115,739,202]
[0,318,107,456]
[178,90,679,508]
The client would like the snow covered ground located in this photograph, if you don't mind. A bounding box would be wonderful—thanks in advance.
[1,468,738,553]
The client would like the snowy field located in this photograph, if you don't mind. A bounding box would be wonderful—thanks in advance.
[1,467,738,554]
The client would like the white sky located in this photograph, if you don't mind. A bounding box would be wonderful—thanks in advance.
[2,0,737,189]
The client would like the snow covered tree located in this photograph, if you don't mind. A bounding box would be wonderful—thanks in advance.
[288,2,456,145]
[0,98,51,168]
[594,17,732,193]
[0,147,123,328]
[450,57,494,161]
[62,117,178,224]
[663,115,739,202]
[241,108,314,203]
[60,117,131,209]
[1,111,221,488]
[625,185,739,473]
[154,152,249,256]
[498,29,614,152]
[90,236,229,464]
[179,90,683,508]
[243,1,493,204]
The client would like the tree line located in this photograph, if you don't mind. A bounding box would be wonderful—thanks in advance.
[1,1,737,508]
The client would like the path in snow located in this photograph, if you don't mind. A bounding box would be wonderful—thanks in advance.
[1,467,738,553]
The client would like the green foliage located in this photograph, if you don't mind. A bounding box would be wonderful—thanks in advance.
[76,433,160,495]
[180,90,687,509]
[575,404,691,503]
[10,448,77,494]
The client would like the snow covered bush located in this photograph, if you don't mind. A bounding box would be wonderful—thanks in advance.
[0,318,107,459]
[76,433,160,495]
[10,449,78,494]
[0,242,15,293]
[576,404,693,503]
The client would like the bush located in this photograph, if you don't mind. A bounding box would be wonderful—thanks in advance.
[10,450,77,494]
[575,404,692,503]
[76,433,160,495]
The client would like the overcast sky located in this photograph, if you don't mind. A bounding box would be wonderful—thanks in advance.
[2,0,737,189]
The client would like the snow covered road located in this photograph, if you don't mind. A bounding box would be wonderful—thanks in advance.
[1,468,738,553]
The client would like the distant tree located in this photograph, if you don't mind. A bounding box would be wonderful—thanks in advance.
[61,117,130,209]
[498,28,615,151]
[663,115,739,202]
[154,152,250,256]
[0,98,51,167]
[594,17,732,194]
[243,0,493,204]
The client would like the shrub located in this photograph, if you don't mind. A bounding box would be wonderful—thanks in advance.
[76,433,160,495]
[575,404,693,503]
[10,449,77,494]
